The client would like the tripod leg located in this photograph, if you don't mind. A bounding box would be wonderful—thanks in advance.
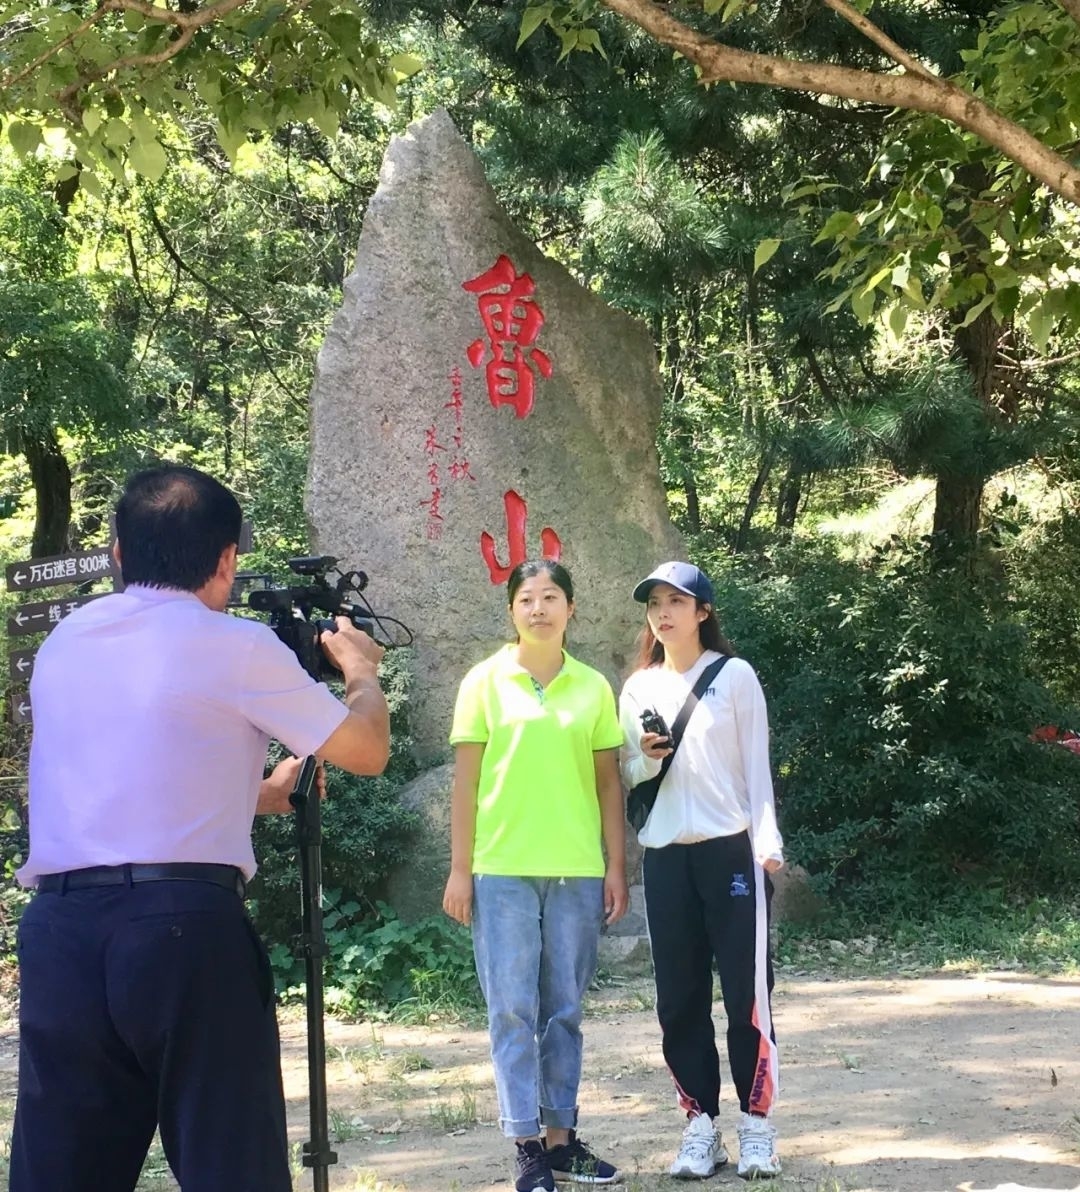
[291,757,337,1191]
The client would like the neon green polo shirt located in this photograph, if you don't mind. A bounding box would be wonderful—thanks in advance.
[450,646,623,877]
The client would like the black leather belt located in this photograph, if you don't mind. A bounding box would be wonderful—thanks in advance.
[37,863,246,898]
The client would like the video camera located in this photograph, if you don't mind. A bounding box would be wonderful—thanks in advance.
[243,555,407,682]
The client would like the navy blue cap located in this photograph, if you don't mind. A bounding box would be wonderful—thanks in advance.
[632,561,715,605]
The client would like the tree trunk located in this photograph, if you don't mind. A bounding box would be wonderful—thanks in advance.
[932,472,984,544]
[733,446,775,553]
[664,310,701,535]
[931,298,1002,547]
[24,428,72,557]
[775,465,804,531]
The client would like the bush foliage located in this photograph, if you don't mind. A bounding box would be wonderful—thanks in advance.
[706,535,1080,915]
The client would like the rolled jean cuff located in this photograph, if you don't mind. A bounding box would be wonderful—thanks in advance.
[540,1105,579,1129]
[501,1116,541,1139]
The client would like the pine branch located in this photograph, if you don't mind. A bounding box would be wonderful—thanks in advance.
[598,0,1080,207]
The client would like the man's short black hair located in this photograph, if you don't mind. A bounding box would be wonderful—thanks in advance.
[115,465,243,592]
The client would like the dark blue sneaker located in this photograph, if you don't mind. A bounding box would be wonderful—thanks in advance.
[545,1132,619,1184]
[515,1139,556,1192]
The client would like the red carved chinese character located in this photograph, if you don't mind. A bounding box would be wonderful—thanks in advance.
[449,457,476,482]
[424,426,446,455]
[420,487,444,519]
[480,490,562,585]
[463,255,553,419]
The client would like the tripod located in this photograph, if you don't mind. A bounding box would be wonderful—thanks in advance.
[290,756,337,1191]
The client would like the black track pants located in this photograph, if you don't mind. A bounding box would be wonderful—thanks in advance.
[643,831,777,1119]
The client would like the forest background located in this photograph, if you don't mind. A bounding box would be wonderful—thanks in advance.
[2,0,1080,1014]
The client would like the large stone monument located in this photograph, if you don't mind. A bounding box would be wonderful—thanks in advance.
[308,110,684,946]
[308,109,682,762]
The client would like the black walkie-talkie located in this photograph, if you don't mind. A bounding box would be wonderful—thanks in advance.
[640,707,670,742]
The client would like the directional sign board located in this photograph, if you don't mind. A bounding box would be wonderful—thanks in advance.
[9,648,36,683]
[5,546,117,592]
[5,543,118,725]
[8,593,103,638]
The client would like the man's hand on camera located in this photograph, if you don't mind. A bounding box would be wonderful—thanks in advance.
[320,616,384,677]
[314,617,391,776]
[257,756,326,814]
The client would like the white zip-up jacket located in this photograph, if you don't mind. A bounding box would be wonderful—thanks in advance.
[618,650,784,864]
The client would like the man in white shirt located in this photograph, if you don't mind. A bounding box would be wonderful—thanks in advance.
[10,465,391,1192]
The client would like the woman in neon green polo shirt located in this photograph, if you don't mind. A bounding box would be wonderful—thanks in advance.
[443,559,628,1192]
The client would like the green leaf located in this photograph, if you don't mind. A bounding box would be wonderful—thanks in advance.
[1026,295,1056,353]
[517,4,552,49]
[389,52,423,78]
[753,238,781,274]
[311,100,340,137]
[576,28,606,58]
[104,118,132,148]
[557,29,579,61]
[887,303,909,338]
[957,293,995,329]
[813,210,858,244]
[215,120,247,162]
[851,287,876,326]
[128,136,167,181]
[8,121,42,157]
[78,169,103,199]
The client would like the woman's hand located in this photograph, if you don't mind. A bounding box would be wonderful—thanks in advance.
[603,867,629,926]
[640,731,673,760]
[762,857,784,874]
[442,869,474,926]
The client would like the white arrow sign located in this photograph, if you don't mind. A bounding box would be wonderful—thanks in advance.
[12,571,25,585]
[14,610,28,627]
[16,657,29,673]
[17,702,29,717]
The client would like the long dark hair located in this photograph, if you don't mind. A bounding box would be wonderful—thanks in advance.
[633,601,736,671]
[507,559,574,644]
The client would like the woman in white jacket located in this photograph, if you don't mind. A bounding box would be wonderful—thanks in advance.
[619,561,783,1182]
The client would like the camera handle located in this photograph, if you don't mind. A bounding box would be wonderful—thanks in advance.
[290,756,337,1191]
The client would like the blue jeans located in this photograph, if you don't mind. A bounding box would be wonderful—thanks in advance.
[472,875,604,1138]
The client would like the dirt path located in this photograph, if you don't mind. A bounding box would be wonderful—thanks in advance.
[276,972,1080,1192]
[0,971,1077,1192]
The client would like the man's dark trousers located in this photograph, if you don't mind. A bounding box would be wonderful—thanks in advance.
[10,880,292,1192]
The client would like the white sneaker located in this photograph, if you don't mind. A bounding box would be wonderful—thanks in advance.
[736,1113,781,1181]
[669,1114,728,1179]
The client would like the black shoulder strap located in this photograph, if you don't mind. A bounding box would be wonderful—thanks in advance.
[653,655,730,788]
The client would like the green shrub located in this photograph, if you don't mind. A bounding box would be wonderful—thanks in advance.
[1006,502,1080,709]
[703,536,1080,914]
[269,895,480,1020]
